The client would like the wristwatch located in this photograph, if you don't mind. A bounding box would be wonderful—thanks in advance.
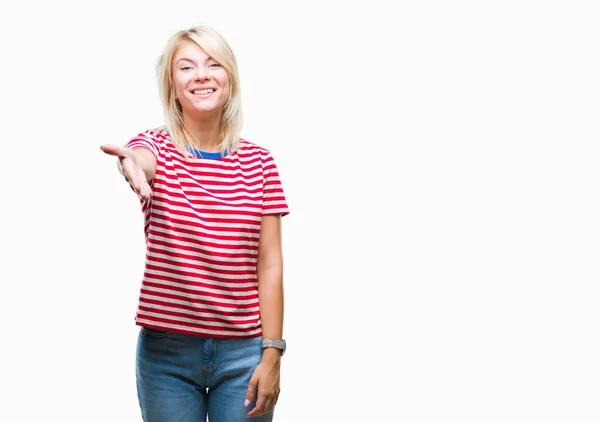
[262,339,286,356]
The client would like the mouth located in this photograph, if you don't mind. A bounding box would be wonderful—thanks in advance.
[190,88,216,97]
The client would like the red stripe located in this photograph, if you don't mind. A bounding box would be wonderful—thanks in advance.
[148,230,258,254]
[139,290,259,314]
[151,186,263,210]
[153,184,263,199]
[146,252,257,276]
[141,297,260,316]
[136,316,261,335]
[144,265,256,285]
[151,219,259,237]
[152,203,262,220]
[138,305,259,326]
[141,281,258,307]
[148,237,257,263]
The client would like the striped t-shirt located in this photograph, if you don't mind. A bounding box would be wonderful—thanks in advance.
[125,129,289,338]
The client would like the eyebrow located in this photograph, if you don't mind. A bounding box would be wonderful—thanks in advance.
[176,57,215,65]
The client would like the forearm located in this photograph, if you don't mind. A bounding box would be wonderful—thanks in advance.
[256,214,284,361]
[257,265,284,360]
[117,147,157,182]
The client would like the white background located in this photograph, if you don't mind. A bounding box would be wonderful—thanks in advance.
[1,1,599,421]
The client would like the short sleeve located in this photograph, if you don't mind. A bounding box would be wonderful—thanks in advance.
[262,151,290,216]
[123,130,162,195]
[125,130,162,159]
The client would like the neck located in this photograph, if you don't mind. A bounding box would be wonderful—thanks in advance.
[183,112,222,152]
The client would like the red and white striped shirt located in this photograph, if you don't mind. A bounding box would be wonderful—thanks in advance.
[125,129,289,338]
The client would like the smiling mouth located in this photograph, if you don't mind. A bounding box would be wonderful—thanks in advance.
[191,88,215,96]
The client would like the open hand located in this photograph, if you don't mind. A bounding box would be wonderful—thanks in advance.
[100,144,153,200]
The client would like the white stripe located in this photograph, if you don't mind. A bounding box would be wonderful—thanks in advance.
[149,213,260,236]
[148,229,258,262]
[148,225,258,248]
[144,264,256,283]
[150,206,261,225]
[153,193,262,215]
[263,206,289,213]
[153,178,264,200]
[148,227,259,256]
[160,167,264,185]
[143,272,257,293]
[147,249,256,271]
[140,301,259,322]
[139,292,259,313]
[170,165,263,180]
[153,183,263,202]
[151,201,262,220]
[137,310,260,330]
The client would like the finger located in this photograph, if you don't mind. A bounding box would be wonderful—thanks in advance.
[103,145,137,162]
[121,158,136,184]
[139,183,149,200]
[266,393,277,412]
[246,393,267,417]
[263,397,274,416]
[100,144,124,157]
[140,180,152,200]
[244,377,258,409]
[122,158,140,192]
[261,390,279,415]
[137,168,152,197]
[136,167,152,200]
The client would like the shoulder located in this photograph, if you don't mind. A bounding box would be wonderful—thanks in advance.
[131,127,171,149]
[128,128,166,143]
[126,127,170,158]
[144,127,170,145]
[237,138,272,158]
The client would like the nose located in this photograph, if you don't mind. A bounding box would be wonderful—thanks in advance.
[194,66,211,82]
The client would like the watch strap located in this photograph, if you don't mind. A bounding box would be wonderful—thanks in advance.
[262,339,286,355]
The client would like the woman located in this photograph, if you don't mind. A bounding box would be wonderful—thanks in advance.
[100,25,289,421]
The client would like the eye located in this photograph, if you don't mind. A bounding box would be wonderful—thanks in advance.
[180,66,193,71]
[209,63,222,68]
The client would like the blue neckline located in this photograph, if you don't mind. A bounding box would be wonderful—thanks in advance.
[185,146,226,160]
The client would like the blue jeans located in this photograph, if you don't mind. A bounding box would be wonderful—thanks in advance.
[136,327,274,422]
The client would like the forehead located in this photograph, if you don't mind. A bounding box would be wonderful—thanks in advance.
[174,41,211,62]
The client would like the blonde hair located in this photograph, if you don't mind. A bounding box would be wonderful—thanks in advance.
[155,26,242,157]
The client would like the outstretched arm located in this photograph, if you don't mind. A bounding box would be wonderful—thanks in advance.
[100,144,157,200]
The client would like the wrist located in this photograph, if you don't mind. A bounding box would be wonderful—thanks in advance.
[262,347,282,362]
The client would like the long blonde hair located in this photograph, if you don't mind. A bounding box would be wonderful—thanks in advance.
[155,26,242,157]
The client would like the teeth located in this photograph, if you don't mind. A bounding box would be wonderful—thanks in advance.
[193,89,214,95]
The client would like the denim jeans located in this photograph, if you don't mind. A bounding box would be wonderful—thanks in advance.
[136,327,274,422]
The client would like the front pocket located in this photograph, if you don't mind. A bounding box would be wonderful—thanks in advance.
[141,326,170,339]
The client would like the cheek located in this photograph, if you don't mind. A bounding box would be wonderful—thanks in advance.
[174,85,184,100]
[173,76,187,100]
[220,79,230,101]
[219,73,230,91]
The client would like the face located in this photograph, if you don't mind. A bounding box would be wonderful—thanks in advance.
[172,41,230,118]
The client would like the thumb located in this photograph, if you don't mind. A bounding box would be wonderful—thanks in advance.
[100,144,122,156]
[244,375,258,407]
[101,145,134,163]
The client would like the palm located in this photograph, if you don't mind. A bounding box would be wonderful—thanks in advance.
[101,144,153,200]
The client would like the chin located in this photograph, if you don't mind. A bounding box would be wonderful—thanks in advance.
[180,102,219,114]
[193,106,222,114]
